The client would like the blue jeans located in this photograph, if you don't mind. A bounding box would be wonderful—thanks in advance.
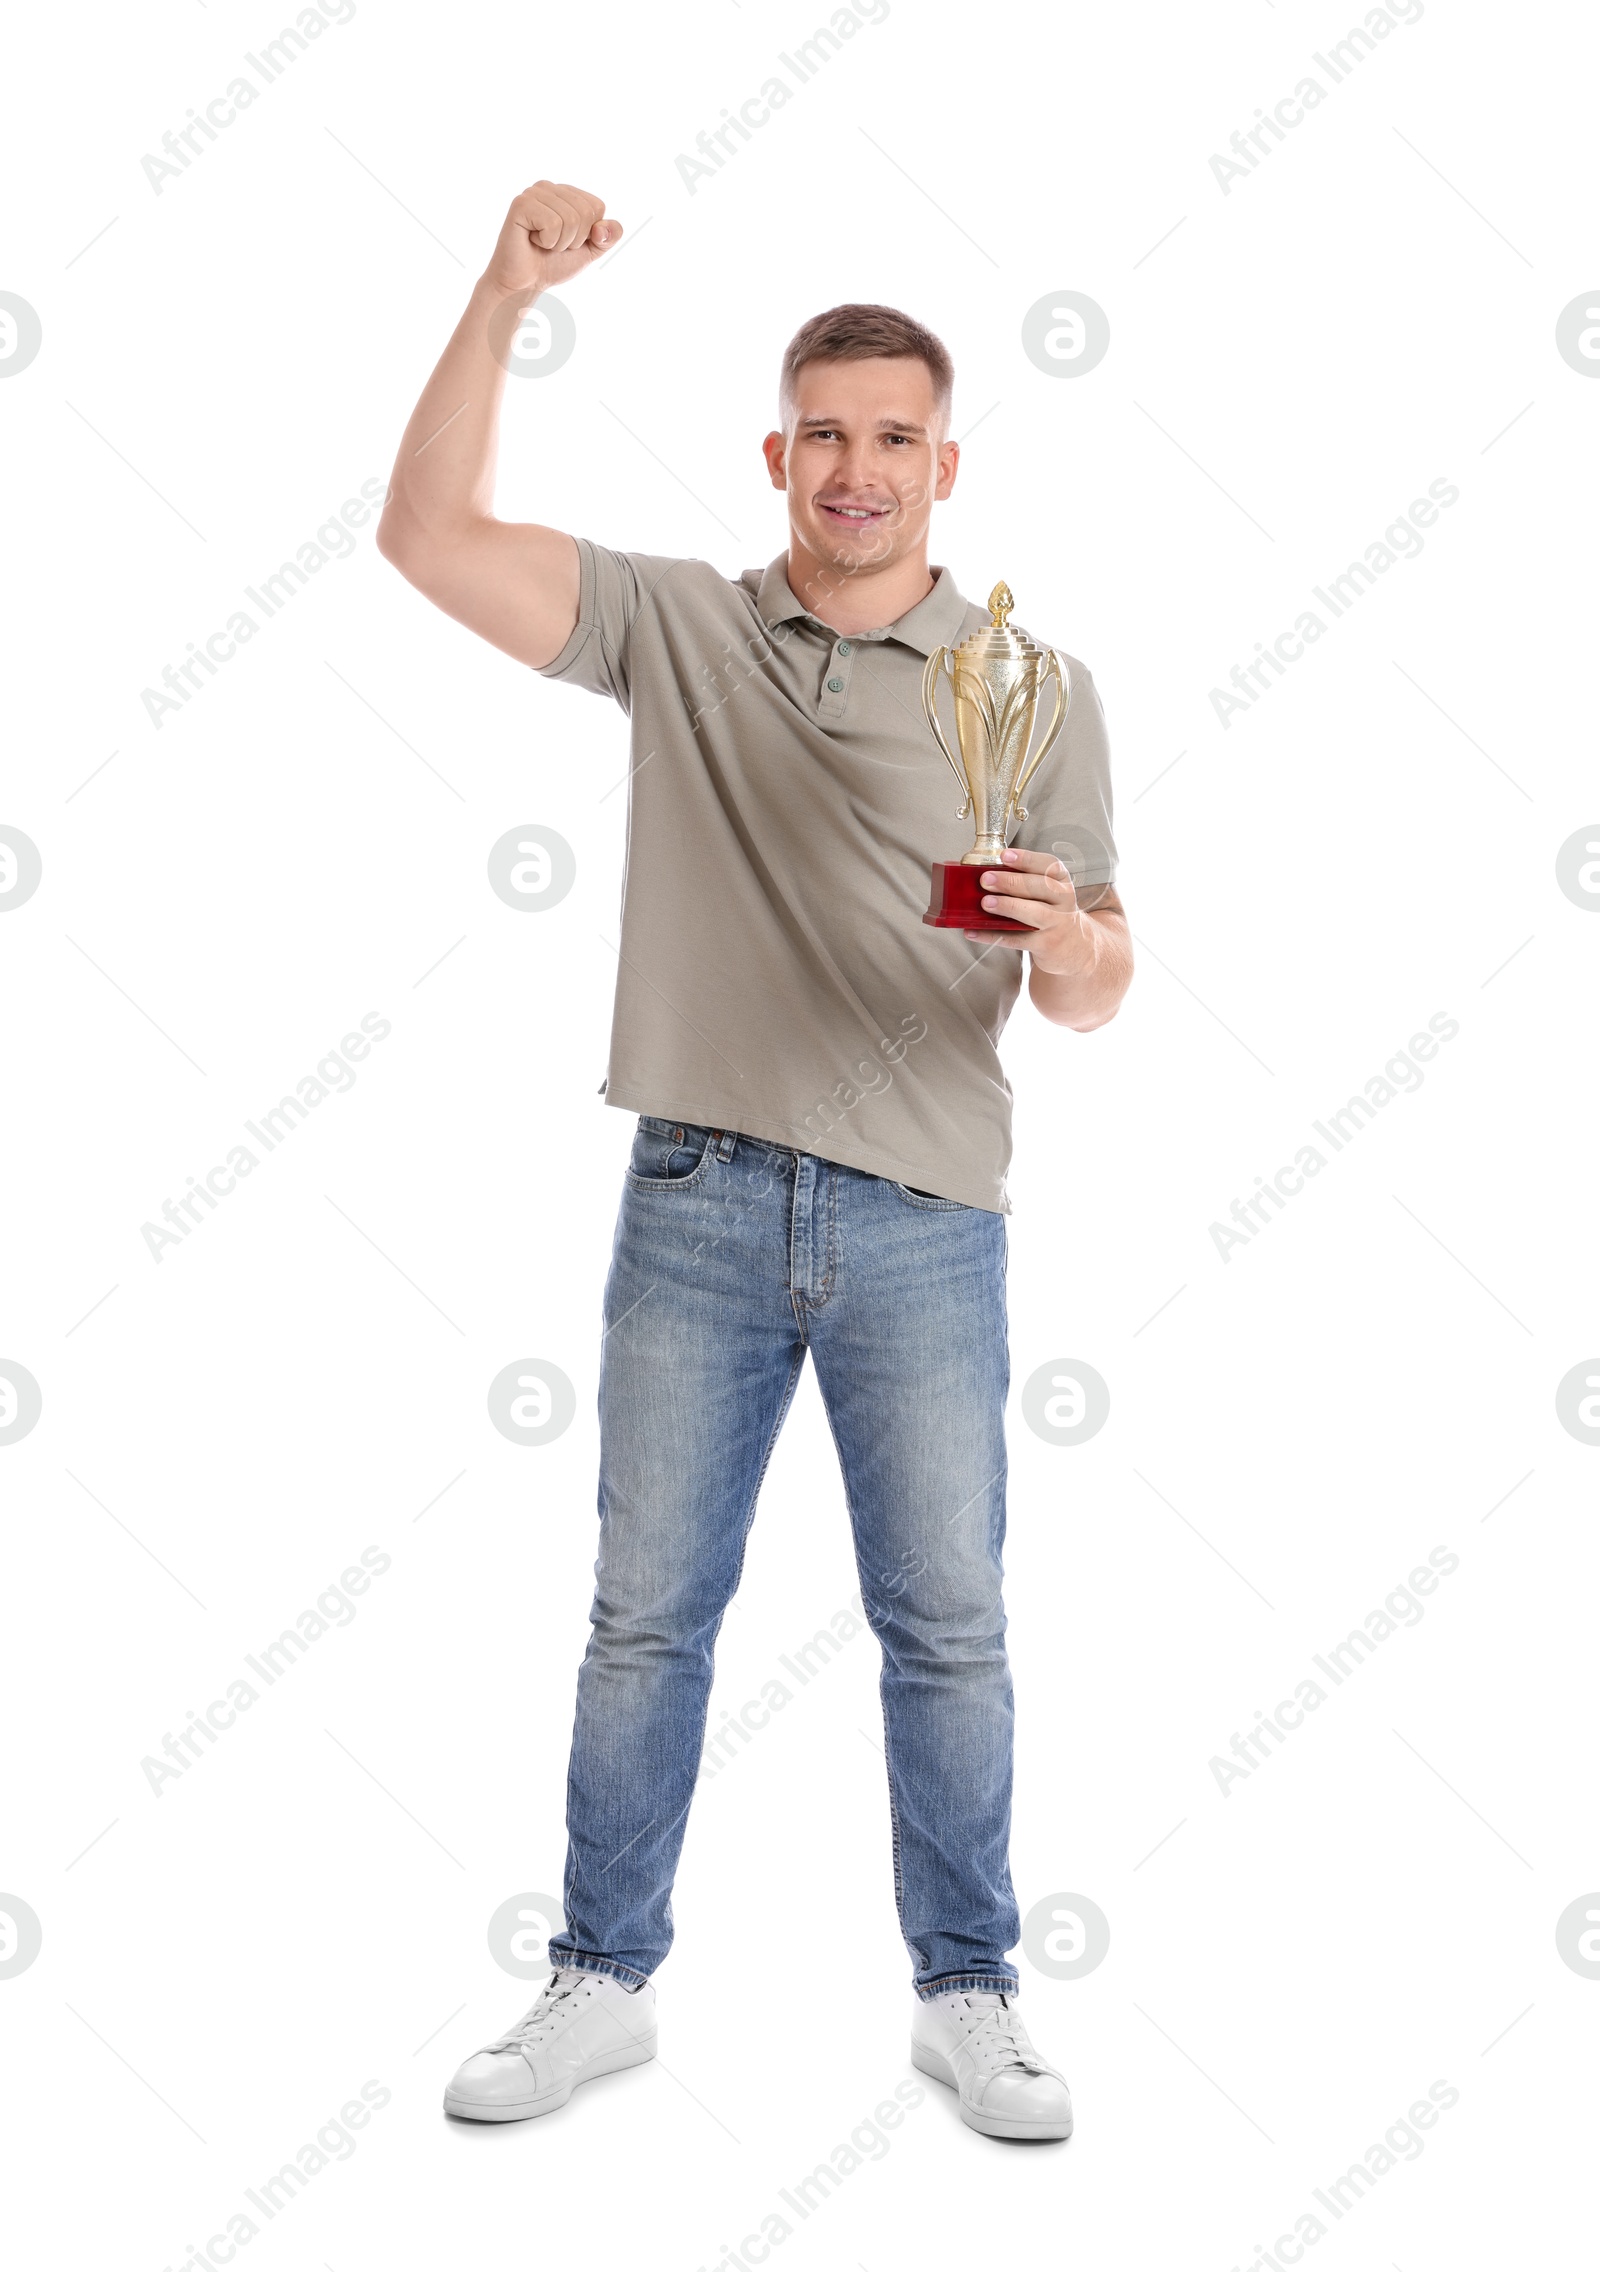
[548,1117,1021,2000]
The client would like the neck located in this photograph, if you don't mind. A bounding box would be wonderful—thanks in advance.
[783,536,936,636]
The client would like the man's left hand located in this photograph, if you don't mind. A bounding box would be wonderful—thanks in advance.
[963,846,1095,976]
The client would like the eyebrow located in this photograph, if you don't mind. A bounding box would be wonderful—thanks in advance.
[796,416,928,436]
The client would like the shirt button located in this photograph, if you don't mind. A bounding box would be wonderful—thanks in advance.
[826,676,844,692]
[837,640,852,655]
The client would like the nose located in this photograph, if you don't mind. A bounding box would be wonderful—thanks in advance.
[833,435,880,493]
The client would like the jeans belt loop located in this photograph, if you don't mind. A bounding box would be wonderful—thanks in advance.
[715,1128,736,1162]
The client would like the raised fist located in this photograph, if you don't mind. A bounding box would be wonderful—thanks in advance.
[484,181,621,298]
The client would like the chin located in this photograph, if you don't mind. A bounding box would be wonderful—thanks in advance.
[813,522,900,573]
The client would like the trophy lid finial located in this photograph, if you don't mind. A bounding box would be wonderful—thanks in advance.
[987,580,1014,628]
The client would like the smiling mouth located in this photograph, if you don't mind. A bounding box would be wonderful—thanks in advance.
[818,501,892,525]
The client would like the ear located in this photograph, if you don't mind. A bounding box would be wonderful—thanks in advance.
[761,429,789,490]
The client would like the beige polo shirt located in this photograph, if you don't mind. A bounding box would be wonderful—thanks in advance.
[537,540,1118,1212]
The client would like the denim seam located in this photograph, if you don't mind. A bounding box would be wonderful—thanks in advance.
[786,1162,811,1335]
[811,1316,1015,1991]
[915,1968,1021,2001]
[813,1159,838,1304]
[725,1342,807,1602]
[812,1390,914,1949]
[790,1157,839,1315]
[555,1953,651,1993]
[688,1342,808,1955]
[880,1679,906,1932]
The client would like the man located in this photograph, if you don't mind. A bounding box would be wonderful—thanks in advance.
[378,181,1132,2143]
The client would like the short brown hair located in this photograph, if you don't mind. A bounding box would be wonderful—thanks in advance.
[779,303,954,430]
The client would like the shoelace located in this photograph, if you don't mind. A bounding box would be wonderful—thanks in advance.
[485,1972,588,2055]
[949,1995,1050,2075]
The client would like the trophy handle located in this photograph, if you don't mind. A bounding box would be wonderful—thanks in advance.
[1008,649,1071,824]
[921,647,971,819]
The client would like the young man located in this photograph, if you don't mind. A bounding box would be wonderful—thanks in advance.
[378,181,1132,2143]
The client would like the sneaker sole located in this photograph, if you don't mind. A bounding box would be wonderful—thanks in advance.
[910,2037,1074,2142]
[443,2033,657,2123]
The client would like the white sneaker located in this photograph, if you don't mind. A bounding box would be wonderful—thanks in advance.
[911,1988,1073,2141]
[443,1968,657,2122]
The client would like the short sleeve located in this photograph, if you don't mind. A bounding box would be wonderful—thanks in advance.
[1015,657,1119,898]
[534,538,690,711]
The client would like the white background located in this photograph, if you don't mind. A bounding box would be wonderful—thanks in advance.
[2,0,1597,2265]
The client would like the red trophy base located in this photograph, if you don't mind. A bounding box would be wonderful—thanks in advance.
[923,860,1030,933]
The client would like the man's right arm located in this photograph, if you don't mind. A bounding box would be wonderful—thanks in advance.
[375,181,621,670]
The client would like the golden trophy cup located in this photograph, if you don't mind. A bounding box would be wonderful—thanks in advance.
[920,580,1071,932]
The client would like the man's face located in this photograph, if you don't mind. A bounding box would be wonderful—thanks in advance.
[763,356,959,584]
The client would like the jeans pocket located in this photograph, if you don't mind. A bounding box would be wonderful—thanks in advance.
[893,1182,967,1210]
[626,1117,716,1189]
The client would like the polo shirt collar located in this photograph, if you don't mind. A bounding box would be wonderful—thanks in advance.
[746,554,970,656]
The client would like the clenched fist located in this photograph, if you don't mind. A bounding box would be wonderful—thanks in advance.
[483,181,622,299]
